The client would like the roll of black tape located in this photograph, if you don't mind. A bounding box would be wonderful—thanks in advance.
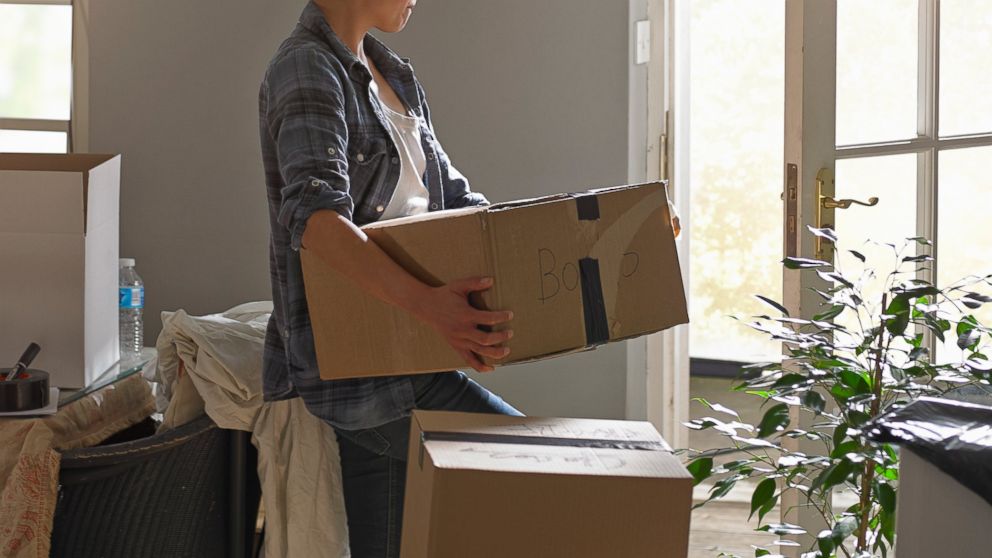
[0,369,50,413]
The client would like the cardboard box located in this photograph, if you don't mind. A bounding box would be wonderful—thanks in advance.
[0,154,121,388]
[302,182,688,379]
[400,410,693,558]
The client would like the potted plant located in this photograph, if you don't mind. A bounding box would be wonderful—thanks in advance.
[685,230,992,558]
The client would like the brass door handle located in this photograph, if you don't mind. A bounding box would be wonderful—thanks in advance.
[821,196,879,210]
[814,168,882,260]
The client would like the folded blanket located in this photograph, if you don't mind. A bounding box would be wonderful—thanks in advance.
[153,302,350,558]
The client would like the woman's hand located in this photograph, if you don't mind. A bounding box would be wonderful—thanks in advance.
[668,200,682,238]
[411,276,514,373]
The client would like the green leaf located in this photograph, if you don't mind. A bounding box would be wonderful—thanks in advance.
[757,523,806,536]
[958,328,981,350]
[807,225,839,243]
[757,491,778,524]
[833,424,849,449]
[831,383,855,402]
[817,529,835,556]
[840,369,872,395]
[749,478,777,520]
[830,440,860,459]
[771,373,811,391]
[876,482,896,514]
[803,390,827,414]
[961,292,992,309]
[885,295,911,336]
[957,315,982,350]
[880,506,896,545]
[783,257,832,270]
[817,269,855,288]
[813,305,844,322]
[849,410,872,427]
[757,404,791,438]
[831,516,858,543]
[685,457,713,486]
[755,295,790,316]
[693,398,741,419]
[848,249,866,262]
[813,460,855,494]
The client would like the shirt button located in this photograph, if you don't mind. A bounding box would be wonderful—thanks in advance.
[327,147,336,156]
[356,153,365,162]
[431,203,438,210]
[311,179,320,186]
[391,156,399,164]
[427,152,435,160]
[376,205,385,212]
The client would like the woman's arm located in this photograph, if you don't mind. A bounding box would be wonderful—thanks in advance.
[302,210,513,372]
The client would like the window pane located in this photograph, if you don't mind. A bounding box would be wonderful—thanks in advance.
[0,129,67,153]
[834,154,918,337]
[939,1,992,136]
[0,4,73,120]
[836,0,918,146]
[937,146,992,362]
[689,0,784,363]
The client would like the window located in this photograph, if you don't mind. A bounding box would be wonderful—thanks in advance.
[0,0,74,153]
[831,0,992,362]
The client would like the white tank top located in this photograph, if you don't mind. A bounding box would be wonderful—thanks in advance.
[370,79,430,220]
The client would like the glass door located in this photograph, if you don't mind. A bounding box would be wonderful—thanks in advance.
[783,0,992,550]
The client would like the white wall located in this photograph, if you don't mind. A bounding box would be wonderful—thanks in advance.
[87,0,648,419]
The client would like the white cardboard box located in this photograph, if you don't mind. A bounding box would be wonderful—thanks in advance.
[0,154,121,388]
[895,449,992,557]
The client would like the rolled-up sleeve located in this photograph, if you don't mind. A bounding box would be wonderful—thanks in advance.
[265,48,354,250]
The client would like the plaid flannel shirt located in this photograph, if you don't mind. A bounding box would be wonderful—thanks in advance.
[259,1,487,430]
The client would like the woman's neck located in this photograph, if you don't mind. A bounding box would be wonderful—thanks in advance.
[314,0,368,55]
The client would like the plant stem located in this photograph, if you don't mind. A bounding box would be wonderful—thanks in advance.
[856,293,889,551]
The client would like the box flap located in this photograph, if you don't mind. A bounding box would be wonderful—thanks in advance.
[426,441,690,478]
[0,154,120,234]
[0,153,117,173]
[413,410,666,445]
[362,204,485,230]
[413,411,691,479]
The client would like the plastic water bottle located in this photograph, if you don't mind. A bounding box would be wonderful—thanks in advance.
[119,258,144,364]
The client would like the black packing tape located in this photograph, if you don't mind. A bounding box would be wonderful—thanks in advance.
[421,431,669,452]
[579,257,609,346]
[575,193,600,221]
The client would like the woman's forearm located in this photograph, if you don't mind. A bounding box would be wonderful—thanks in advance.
[301,209,431,315]
[300,208,514,372]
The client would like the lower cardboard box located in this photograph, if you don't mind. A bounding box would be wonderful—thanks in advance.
[400,410,693,558]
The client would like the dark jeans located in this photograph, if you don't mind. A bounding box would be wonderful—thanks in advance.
[333,371,522,558]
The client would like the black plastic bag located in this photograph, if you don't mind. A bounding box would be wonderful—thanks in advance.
[866,396,992,507]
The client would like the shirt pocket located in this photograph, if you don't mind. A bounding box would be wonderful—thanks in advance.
[347,134,392,222]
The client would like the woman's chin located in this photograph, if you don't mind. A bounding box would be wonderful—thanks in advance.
[379,12,411,33]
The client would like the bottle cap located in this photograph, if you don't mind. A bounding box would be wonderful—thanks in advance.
[119,258,136,267]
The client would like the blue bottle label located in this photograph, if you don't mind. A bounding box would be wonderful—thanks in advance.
[119,287,144,309]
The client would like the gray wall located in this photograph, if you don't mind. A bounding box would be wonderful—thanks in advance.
[88,0,647,419]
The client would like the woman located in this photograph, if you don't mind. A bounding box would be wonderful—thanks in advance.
[258,0,520,556]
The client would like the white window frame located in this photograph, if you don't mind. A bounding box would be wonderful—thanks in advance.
[0,0,78,153]
[832,0,992,353]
